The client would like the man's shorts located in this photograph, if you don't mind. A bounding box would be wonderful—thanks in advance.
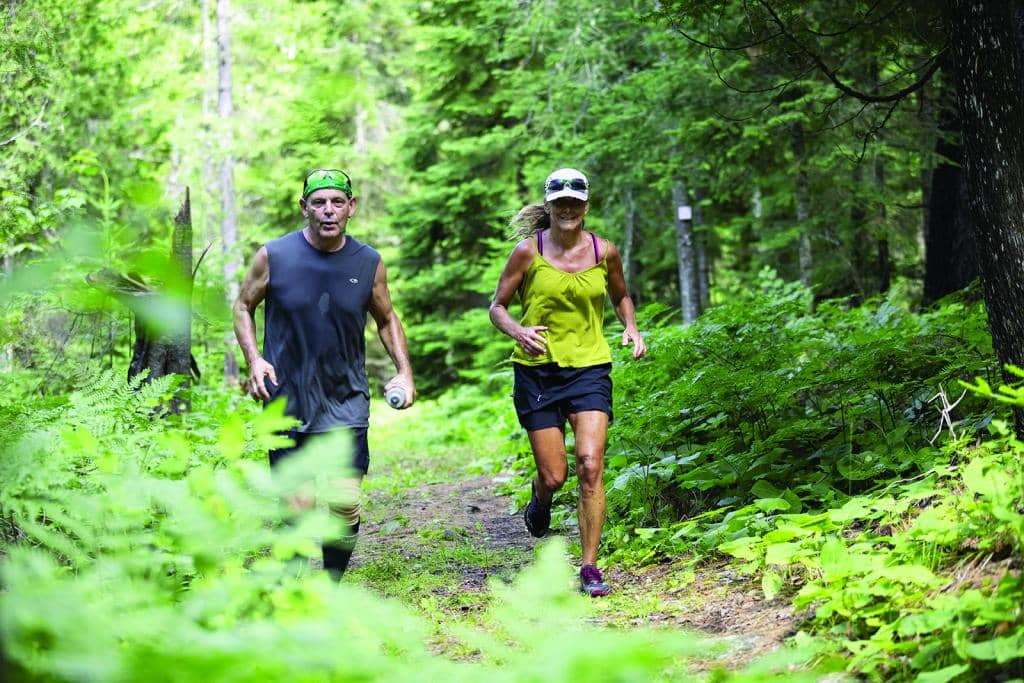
[268,427,370,474]
[512,362,613,432]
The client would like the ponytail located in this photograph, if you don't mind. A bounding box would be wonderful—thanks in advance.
[508,203,550,240]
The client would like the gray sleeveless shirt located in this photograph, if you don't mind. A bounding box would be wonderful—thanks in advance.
[263,230,380,431]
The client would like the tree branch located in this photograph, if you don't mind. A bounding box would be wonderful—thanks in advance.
[1,97,48,146]
[666,14,783,52]
[755,0,943,104]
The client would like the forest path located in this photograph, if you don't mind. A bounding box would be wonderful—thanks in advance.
[348,431,800,671]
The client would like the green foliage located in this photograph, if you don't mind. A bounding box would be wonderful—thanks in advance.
[3,374,814,682]
[4,1,1022,681]
[603,272,996,542]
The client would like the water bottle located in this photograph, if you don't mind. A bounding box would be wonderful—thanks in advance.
[385,387,406,409]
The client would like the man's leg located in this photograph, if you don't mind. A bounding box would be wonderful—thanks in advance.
[322,475,361,579]
[567,411,609,567]
[322,427,369,579]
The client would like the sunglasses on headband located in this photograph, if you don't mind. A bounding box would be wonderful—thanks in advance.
[303,168,353,197]
[544,177,588,193]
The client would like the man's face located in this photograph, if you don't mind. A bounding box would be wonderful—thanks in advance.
[300,189,357,239]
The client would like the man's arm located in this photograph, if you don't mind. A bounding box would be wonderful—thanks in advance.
[605,241,647,360]
[233,246,278,400]
[368,259,416,408]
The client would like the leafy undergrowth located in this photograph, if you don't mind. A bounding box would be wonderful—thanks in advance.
[425,274,1023,681]
[0,371,825,682]
[4,274,1022,681]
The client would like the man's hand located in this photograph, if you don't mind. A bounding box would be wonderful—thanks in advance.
[384,374,416,409]
[621,326,647,360]
[246,357,278,401]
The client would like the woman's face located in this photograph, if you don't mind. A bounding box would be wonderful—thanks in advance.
[546,197,589,231]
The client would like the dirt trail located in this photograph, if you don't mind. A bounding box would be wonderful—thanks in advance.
[354,473,800,668]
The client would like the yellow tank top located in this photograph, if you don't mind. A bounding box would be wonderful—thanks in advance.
[511,233,612,367]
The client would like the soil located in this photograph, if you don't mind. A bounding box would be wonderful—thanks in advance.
[354,473,802,669]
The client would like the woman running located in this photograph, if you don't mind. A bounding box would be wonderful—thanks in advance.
[489,167,646,596]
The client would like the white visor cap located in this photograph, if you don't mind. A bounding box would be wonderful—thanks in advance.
[543,168,589,202]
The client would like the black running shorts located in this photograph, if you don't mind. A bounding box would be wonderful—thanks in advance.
[512,362,613,431]
[268,427,370,474]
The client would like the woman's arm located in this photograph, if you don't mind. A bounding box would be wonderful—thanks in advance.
[605,241,647,360]
[489,239,548,357]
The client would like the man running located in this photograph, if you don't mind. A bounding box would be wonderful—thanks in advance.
[233,167,415,578]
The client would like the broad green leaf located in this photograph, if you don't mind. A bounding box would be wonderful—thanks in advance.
[963,456,1010,500]
[764,542,800,566]
[828,497,874,523]
[719,536,760,561]
[961,634,1024,663]
[217,414,246,461]
[819,536,849,578]
[898,609,958,636]
[875,564,940,586]
[915,664,970,683]
[750,480,782,498]
[761,570,783,601]
[754,497,790,513]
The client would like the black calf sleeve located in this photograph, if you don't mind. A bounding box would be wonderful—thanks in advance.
[322,520,360,580]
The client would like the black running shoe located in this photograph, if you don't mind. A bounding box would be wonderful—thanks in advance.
[580,564,611,597]
[523,481,550,538]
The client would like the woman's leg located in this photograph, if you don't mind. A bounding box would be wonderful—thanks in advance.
[527,427,569,503]
[567,410,609,566]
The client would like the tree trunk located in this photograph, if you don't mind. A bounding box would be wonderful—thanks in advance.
[692,185,710,311]
[868,58,891,295]
[673,180,701,324]
[792,122,812,290]
[850,163,869,296]
[923,78,979,303]
[119,191,195,414]
[918,73,934,282]
[168,190,194,379]
[874,151,890,294]
[736,187,761,273]
[948,0,1024,435]
[201,0,218,246]
[217,0,240,382]
[622,186,638,304]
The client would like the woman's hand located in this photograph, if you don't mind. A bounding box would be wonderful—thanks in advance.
[621,326,646,360]
[515,325,549,356]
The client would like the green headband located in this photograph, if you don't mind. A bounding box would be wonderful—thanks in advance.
[302,169,353,198]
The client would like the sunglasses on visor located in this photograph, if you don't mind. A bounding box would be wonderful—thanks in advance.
[545,177,588,193]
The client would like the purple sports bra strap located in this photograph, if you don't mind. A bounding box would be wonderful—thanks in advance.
[537,231,544,256]
[591,232,599,263]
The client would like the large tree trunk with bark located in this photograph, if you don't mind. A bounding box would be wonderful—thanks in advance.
[948,0,1024,434]
[923,81,979,304]
[90,192,197,413]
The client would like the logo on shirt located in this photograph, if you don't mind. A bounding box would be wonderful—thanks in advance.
[349,278,359,284]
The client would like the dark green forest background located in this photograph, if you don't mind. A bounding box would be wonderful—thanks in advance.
[2,1,1024,681]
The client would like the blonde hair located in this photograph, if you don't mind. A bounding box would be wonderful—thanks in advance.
[508,203,549,240]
